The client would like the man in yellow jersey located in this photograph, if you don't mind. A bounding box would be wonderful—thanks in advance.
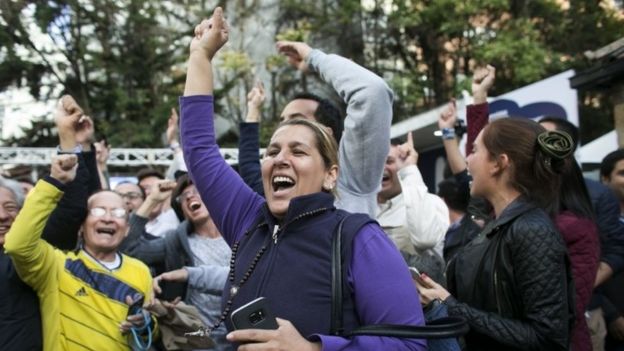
[5,99,155,351]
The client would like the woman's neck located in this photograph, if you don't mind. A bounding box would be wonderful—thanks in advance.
[488,188,521,218]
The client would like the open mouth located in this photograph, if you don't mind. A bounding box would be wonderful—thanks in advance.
[95,228,116,236]
[382,171,390,183]
[272,175,295,193]
[189,200,202,211]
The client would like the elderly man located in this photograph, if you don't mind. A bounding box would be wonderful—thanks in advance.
[5,155,154,350]
[1,94,104,350]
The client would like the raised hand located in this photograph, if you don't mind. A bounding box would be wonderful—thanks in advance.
[75,116,94,147]
[471,65,495,104]
[146,179,177,204]
[395,132,418,170]
[166,108,179,145]
[50,154,79,184]
[94,140,110,168]
[246,81,266,123]
[55,95,93,150]
[275,41,312,73]
[438,99,457,130]
[189,7,229,61]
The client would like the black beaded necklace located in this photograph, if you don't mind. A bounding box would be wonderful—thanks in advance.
[205,221,268,333]
[186,207,329,337]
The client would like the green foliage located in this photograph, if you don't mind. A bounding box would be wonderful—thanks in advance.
[1,0,190,147]
[473,19,557,87]
[265,54,287,73]
[1,0,623,149]
[275,21,311,42]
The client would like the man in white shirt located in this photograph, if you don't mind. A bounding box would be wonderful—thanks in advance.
[376,133,449,260]
[136,168,180,237]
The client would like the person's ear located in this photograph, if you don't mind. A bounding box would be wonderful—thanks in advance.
[322,165,338,191]
[490,153,509,176]
[322,125,333,137]
[601,175,610,184]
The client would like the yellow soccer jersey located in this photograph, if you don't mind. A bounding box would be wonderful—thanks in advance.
[5,180,153,351]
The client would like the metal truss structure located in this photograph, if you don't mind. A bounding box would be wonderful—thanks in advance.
[0,147,243,166]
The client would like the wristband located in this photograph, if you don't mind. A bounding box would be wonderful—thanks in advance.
[441,128,456,140]
[169,142,180,151]
[57,144,83,154]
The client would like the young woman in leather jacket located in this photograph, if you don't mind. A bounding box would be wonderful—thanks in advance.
[417,118,574,351]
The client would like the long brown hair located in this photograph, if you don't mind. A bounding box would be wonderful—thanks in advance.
[481,118,562,213]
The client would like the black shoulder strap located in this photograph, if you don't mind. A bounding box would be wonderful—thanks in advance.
[330,214,346,336]
[330,213,372,335]
[348,317,470,339]
[330,214,469,339]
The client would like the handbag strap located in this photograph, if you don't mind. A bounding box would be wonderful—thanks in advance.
[330,214,469,339]
[346,317,470,339]
[330,214,348,335]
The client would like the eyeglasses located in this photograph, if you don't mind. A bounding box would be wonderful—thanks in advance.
[176,188,199,203]
[116,191,143,200]
[89,207,127,219]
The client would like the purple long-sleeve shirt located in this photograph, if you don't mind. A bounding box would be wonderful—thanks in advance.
[180,95,426,351]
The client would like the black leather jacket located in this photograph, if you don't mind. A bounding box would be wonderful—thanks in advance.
[445,197,573,351]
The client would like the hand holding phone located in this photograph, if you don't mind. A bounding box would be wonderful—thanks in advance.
[409,266,422,280]
[410,266,435,289]
[230,297,278,330]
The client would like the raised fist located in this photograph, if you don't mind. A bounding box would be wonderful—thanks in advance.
[438,99,457,130]
[472,65,495,104]
[245,81,266,123]
[55,95,94,148]
[247,82,266,109]
[189,7,229,61]
[166,108,179,145]
[50,154,79,184]
[94,140,110,167]
[146,179,177,203]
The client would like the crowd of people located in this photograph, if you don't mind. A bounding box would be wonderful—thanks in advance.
[1,6,624,351]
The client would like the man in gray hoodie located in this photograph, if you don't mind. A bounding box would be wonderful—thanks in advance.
[238,41,393,217]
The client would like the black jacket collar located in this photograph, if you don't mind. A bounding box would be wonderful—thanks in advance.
[260,192,336,229]
[483,196,537,237]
